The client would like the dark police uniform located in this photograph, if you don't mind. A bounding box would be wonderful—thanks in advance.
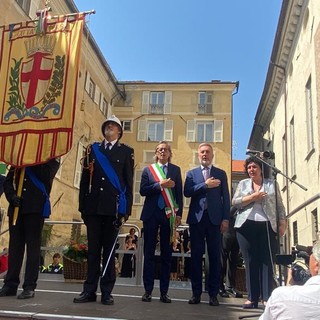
[2,159,60,293]
[79,141,134,300]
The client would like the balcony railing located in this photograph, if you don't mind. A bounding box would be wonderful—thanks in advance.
[198,104,213,114]
[149,104,164,114]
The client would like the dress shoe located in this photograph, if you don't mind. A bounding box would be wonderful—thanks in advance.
[17,290,35,299]
[225,287,243,298]
[188,296,201,304]
[160,294,171,303]
[73,292,97,303]
[242,300,258,309]
[218,289,229,298]
[209,295,219,306]
[0,286,17,297]
[142,292,152,302]
[101,294,114,305]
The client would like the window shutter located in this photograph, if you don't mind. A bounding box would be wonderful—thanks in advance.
[137,119,147,141]
[134,169,144,205]
[164,91,172,114]
[99,93,104,112]
[74,142,85,188]
[94,86,100,104]
[164,119,173,141]
[142,91,150,114]
[85,71,91,93]
[214,120,223,142]
[186,120,196,142]
[206,93,213,113]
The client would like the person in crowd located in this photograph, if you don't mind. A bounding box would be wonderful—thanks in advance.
[260,240,320,319]
[232,156,287,309]
[73,115,134,306]
[184,143,230,306]
[0,159,60,299]
[182,227,191,280]
[125,227,138,245]
[219,206,243,298]
[170,230,181,281]
[140,141,183,303]
[120,237,136,278]
[0,248,8,275]
[46,253,63,274]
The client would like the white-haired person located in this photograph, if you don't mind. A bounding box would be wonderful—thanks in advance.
[259,240,320,319]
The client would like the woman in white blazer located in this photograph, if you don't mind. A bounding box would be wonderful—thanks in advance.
[232,156,287,309]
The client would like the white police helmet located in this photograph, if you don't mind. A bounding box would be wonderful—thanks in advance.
[101,115,123,139]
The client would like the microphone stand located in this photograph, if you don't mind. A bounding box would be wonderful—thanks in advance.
[239,153,307,320]
[253,153,307,284]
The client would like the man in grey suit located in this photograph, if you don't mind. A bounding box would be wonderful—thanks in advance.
[184,143,230,306]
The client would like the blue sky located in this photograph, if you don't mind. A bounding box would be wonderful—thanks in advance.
[74,1,282,159]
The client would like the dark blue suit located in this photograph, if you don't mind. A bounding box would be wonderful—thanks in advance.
[184,166,230,298]
[140,163,183,295]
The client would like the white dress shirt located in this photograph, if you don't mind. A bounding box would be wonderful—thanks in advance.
[259,275,320,320]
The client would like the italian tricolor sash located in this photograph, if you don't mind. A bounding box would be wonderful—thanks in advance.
[149,163,179,243]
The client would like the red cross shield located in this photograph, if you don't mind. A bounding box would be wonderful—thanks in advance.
[20,52,54,109]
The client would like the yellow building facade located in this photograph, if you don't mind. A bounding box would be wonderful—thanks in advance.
[0,1,237,252]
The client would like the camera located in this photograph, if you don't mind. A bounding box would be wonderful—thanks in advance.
[275,245,312,285]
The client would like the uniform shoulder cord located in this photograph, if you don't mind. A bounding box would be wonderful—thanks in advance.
[80,144,95,193]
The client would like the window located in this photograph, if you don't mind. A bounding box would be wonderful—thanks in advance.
[137,119,173,141]
[142,91,172,114]
[186,120,223,142]
[150,92,165,114]
[148,121,164,141]
[133,169,144,205]
[198,91,213,114]
[73,142,86,188]
[282,134,287,187]
[99,97,108,117]
[305,77,314,153]
[85,72,96,101]
[289,117,296,178]
[312,209,318,242]
[15,0,31,14]
[121,120,132,132]
[293,221,298,245]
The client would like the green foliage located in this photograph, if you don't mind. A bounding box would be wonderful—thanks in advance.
[7,58,24,110]
[43,55,65,106]
[63,238,88,263]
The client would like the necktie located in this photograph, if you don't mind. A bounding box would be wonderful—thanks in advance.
[158,165,167,209]
[203,167,210,181]
[106,142,112,151]
[197,167,210,221]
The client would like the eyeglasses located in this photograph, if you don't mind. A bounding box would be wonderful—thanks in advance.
[157,147,168,152]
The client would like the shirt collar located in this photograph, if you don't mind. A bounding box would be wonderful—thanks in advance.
[201,165,211,170]
[105,139,117,148]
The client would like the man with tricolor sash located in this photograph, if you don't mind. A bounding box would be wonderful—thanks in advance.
[140,141,183,304]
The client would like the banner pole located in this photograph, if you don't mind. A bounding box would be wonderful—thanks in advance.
[13,167,25,226]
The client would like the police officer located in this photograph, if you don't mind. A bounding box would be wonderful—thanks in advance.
[0,158,60,299]
[73,115,134,306]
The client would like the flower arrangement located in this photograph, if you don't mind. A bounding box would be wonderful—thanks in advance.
[63,240,88,263]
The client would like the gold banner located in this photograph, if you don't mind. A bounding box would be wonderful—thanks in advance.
[0,15,84,167]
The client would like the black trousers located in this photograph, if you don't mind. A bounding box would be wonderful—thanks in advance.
[83,215,117,295]
[236,220,276,302]
[142,208,171,295]
[5,213,44,291]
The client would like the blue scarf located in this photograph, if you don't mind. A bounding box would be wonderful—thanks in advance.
[25,167,51,218]
[92,143,127,216]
